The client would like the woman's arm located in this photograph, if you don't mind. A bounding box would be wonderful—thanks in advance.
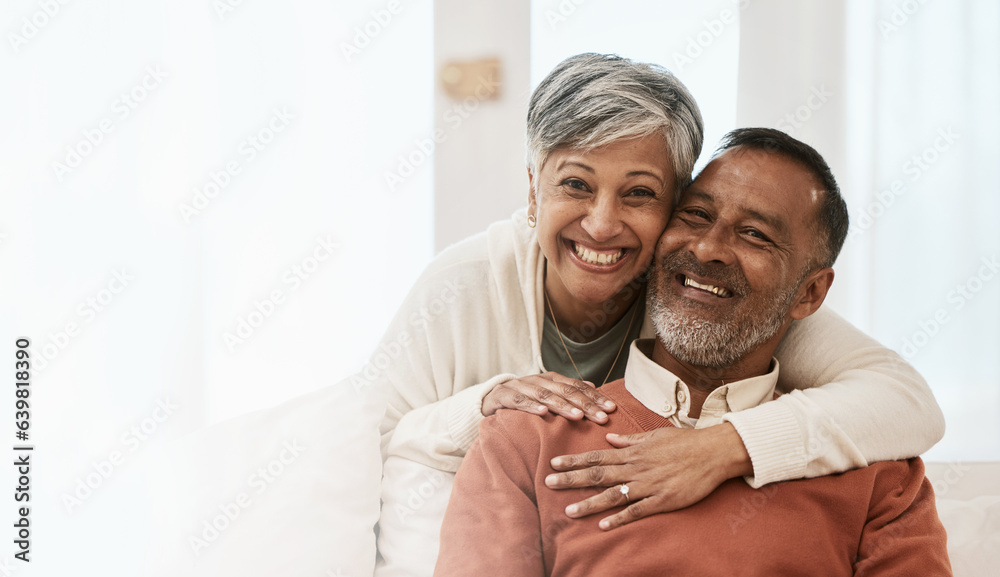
[544,306,944,527]
[727,306,945,486]
[386,375,516,473]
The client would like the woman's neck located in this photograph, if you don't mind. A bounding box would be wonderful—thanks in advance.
[544,273,645,343]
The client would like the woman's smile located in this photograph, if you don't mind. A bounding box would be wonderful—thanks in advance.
[565,240,630,270]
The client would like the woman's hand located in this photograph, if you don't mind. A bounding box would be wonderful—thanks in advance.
[543,423,753,529]
[481,372,617,424]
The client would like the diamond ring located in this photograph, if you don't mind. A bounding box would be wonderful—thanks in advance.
[619,484,630,502]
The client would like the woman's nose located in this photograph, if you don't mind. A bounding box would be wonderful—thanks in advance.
[580,196,624,242]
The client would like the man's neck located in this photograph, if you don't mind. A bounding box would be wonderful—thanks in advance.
[650,338,774,419]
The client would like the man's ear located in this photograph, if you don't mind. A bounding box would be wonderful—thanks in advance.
[789,267,835,320]
[527,168,537,215]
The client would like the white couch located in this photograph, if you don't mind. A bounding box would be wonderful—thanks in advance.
[925,461,1000,577]
[144,386,1000,576]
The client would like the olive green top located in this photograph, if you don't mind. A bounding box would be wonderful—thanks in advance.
[540,295,646,386]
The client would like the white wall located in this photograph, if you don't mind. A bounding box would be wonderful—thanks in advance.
[735,1,856,319]
[1,1,434,573]
[433,0,531,251]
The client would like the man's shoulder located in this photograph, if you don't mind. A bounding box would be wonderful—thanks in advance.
[482,382,644,458]
[849,457,927,485]
[865,457,930,496]
[599,378,631,402]
[788,457,931,508]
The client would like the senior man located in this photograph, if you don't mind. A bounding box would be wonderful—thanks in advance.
[434,128,951,576]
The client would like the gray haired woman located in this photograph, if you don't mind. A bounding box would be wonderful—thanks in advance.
[373,53,943,573]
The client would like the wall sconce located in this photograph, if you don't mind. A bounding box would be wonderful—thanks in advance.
[440,58,502,101]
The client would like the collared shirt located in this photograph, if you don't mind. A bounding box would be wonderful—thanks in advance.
[623,339,780,428]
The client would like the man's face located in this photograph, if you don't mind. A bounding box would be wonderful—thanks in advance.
[648,146,825,368]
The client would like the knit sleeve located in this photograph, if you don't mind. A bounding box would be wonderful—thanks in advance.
[386,373,519,473]
[723,306,945,487]
[434,415,545,577]
[852,459,952,575]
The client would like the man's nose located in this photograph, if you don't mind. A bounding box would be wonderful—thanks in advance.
[688,224,736,266]
[580,195,624,242]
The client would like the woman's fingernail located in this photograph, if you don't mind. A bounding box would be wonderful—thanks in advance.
[596,411,608,420]
[566,504,578,515]
[545,474,558,485]
[571,408,583,416]
[599,520,610,530]
[550,457,562,468]
[604,401,616,409]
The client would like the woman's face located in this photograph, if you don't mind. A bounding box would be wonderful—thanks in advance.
[528,134,677,310]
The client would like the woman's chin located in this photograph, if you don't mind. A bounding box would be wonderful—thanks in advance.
[566,283,634,309]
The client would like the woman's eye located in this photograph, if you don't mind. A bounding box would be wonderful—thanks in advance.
[562,178,588,191]
[627,188,655,198]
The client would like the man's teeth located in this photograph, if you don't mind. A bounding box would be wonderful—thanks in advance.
[684,276,733,298]
[574,243,623,265]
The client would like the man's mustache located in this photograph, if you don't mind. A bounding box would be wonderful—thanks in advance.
[655,250,752,298]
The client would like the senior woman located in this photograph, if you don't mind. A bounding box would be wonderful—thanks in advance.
[373,53,943,574]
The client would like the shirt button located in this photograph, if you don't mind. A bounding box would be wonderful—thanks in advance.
[663,403,674,414]
[676,389,687,403]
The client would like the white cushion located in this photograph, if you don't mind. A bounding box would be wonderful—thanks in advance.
[936,496,1000,577]
[147,380,384,576]
[376,457,455,577]
[926,461,1000,577]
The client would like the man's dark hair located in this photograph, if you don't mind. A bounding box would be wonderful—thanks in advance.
[712,127,849,269]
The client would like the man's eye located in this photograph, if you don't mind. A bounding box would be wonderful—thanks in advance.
[745,229,771,242]
[682,208,710,220]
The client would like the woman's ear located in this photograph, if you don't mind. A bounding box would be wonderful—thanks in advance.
[527,168,537,215]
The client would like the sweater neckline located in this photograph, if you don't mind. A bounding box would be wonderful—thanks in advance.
[601,379,676,431]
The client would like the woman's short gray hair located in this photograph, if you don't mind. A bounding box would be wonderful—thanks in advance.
[526,53,704,192]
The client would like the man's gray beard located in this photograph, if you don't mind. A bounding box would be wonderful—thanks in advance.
[647,268,803,369]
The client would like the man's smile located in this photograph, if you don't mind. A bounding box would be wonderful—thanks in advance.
[680,274,734,298]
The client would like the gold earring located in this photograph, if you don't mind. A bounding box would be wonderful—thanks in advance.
[527,214,537,228]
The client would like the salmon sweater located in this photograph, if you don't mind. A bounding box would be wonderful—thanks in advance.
[435,380,951,577]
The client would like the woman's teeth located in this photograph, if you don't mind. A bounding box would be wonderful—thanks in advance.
[574,243,623,265]
[684,276,733,298]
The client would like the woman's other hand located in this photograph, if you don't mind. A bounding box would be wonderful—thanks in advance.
[481,372,617,423]
[544,423,753,529]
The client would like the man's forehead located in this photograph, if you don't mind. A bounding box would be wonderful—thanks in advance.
[687,149,823,225]
[695,147,806,185]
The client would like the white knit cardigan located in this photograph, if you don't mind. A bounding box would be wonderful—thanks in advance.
[370,209,944,487]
